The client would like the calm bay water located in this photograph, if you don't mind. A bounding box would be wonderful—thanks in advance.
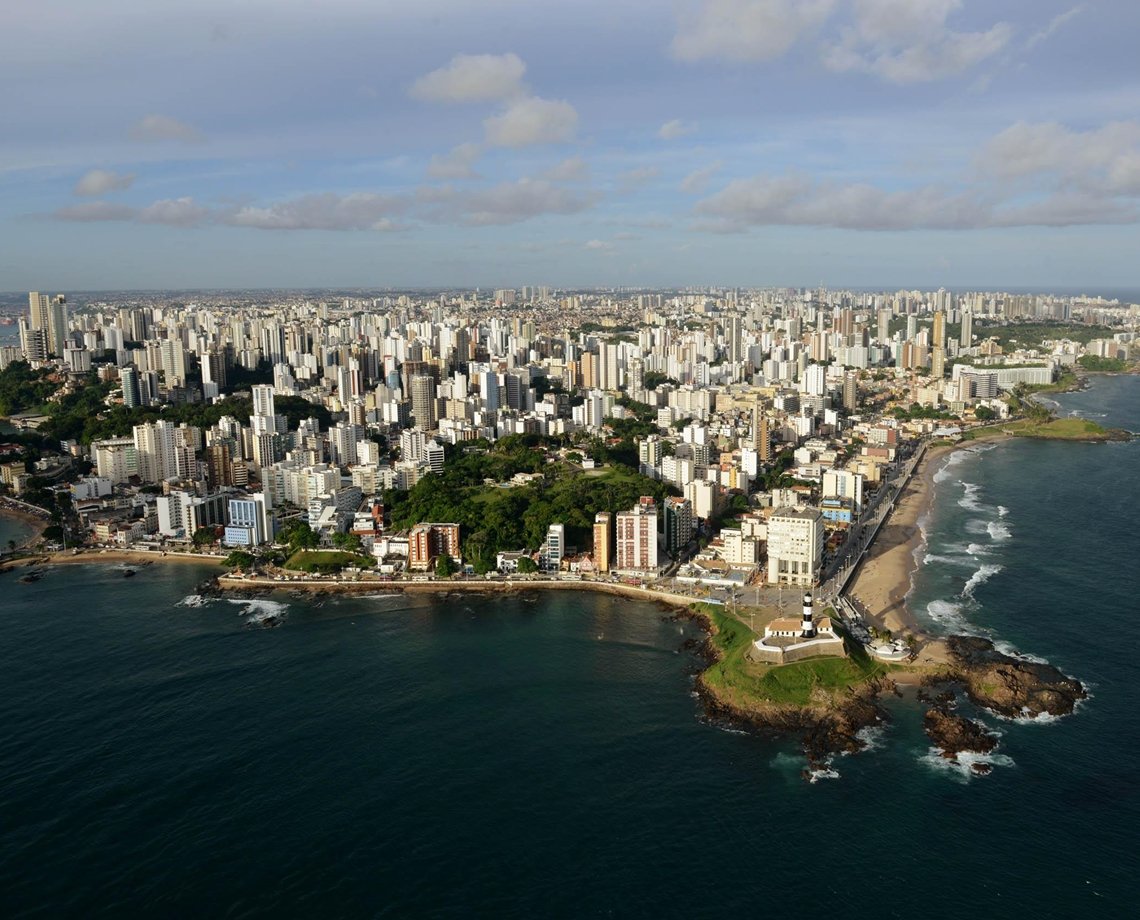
[2,377,1138,918]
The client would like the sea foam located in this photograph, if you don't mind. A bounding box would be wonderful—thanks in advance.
[987,521,1012,542]
[920,747,1015,781]
[228,598,288,626]
[926,599,973,633]
[958,482,984,511]
[962,564,1003,599]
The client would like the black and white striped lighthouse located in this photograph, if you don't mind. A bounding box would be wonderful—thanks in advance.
[800,593,817,639]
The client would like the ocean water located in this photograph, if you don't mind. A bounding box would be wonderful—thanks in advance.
[0,513,37,549]
[2,378,1138,918]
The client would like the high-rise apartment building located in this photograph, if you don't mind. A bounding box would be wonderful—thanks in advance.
[410,374,437,431]
[616,497,658,572]
[664,496,694,556]
[593,512,612,572]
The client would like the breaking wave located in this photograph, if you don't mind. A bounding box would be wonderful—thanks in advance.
[962,564,1003,599]
[920,747,1015,781]
[926,599,973,633]
[958,482,984,511]
[987,520,1012,541]
[227,598,288,626]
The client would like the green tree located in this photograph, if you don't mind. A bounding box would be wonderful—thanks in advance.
[516,556,538,574]
[223,550,255,570]
[192,526,217,547]
[974,405,996,421]
[435,554,457,577]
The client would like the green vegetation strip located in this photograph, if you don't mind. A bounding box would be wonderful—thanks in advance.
[283,550,373,573]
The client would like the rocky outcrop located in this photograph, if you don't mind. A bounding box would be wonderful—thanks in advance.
[923,706,999,774]
[944,636,1086,719]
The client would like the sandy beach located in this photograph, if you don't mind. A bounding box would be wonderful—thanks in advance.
[0,547,225,572]
[846,443,962,663]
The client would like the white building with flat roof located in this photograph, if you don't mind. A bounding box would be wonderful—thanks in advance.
[766,507,824,586]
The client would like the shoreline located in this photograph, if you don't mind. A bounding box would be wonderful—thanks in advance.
[846,442,958,646]
[0,504,49,551]
[216,572,701,610]
[0,548,225,572]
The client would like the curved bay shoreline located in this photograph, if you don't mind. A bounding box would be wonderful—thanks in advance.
[3,424,1091,775]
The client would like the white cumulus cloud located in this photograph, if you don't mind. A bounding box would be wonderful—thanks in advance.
[225,192,409,231]
[435,178,598,225]
[73,169,135,196]
[426,143,482,180]
[137,197,210,226]
[658,119,695,140]
[484,97,578,148]
[672,0,837,63]
[543,156,589,181]
[823,0,1012,83]
[410,53,526,103]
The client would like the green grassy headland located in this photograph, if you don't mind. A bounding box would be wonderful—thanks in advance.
[694,604,889,709]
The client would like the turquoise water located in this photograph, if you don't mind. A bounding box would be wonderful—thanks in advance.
[1,377,1137,917]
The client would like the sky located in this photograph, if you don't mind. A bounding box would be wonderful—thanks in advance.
[3,0,1139,292]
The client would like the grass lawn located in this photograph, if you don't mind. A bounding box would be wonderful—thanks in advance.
[696,604,889,708]
[1004,417,1110,439]
[283,549,372,572]
[961,416,1111,442]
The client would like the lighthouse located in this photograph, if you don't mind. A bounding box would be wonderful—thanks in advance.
[800,593,817,639]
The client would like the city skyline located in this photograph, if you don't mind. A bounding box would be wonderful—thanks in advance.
[5,1,1140,290]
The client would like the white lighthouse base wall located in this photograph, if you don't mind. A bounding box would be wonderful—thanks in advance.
[748,635,847,665]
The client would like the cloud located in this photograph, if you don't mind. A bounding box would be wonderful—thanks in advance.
[585,239,612,250]
[225,192,408,230]
[672,0,837,63]
[137,197,210,227]
[680,161,722,194]
[410,53,526,103]
[658,119,695,140]
[823,0,1011,83]
[73,169,135,196]
[128,114,202,143]
[976,121,1140,194]
[54,201,138,222]
[693,156,1140,231]
[426,143,482,180]
[694,174,989,230]
[55,196,209,226]
[542,156,588,181]
[446,178,598,225]
[1024,5,1084,52]
[484,96,578,147]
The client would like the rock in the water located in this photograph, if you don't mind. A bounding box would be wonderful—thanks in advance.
[946,635,1085,718]
[924,707,998,759]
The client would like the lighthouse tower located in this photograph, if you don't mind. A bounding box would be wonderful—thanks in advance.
[800,593,817,639]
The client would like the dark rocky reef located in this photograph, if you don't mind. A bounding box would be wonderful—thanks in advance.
[923,705,1000,775]
[943,635,1086,719]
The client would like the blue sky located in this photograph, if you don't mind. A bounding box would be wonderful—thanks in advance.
[4,0,1139,291]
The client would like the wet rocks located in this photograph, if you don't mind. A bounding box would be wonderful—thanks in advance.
[945,635,1086,719]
